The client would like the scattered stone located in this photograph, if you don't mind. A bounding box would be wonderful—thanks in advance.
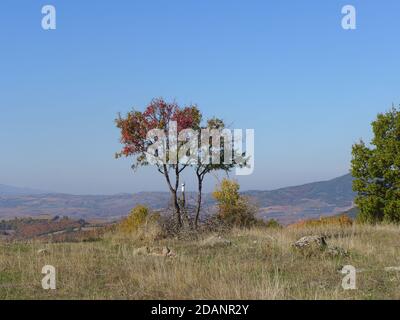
[326,246,348,257]
[149,246,176,257]
[162,246,170,256]
[293,235,327,250]
[293,235,348,257]
[163,246,176,257]
[150,246,166,255]
[133,246,176,258]
[37,249,49,255]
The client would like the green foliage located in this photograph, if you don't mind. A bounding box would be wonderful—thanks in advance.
[119,205,158,234]
[212,179,257,227]
[352,107,400,223]
[265,219,282,228]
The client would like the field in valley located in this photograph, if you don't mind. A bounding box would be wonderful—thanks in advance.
[1,223,400,300]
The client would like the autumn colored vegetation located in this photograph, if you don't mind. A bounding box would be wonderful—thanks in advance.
[115,98,203,229]
[0,217,84,239]
[289,214,353,229]
[212,178,258,227]
[116,98,247,231]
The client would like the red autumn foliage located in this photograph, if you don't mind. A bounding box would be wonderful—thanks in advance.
[116,98,201,159]
[0,217,84,240]
[116,98,203,228]
[172,106,202,132]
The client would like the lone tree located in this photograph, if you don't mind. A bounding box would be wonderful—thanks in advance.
[351,107,400,223]
[116,98,201,228]
[193,117,242,229]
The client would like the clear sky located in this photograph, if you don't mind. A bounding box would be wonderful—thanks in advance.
[0,0,399,194]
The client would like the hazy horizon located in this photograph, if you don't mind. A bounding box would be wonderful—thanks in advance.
[1,171,351,196]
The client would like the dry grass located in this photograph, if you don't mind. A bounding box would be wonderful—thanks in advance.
[1,224,400,299]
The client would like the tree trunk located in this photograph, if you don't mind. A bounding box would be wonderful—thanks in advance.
[162,164,182,228]
[180,185,191,229]
[195,177,203,229]
[173,165,183,228]
[171,190,182,228]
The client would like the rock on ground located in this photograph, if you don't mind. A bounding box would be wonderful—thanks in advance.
[133,246,176,257]
[37,249,50,255]
[326,246,348,257]
[294,235,327,249]
[293,235,348,257]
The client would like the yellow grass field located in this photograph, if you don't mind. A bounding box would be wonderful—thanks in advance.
[1,224,400,300]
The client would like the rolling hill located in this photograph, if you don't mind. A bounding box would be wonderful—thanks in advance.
[0,174,356,224]
[247,174,356,224]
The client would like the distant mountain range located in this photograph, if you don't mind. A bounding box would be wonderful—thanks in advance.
[247,174,355,224]
[0,174,356,224]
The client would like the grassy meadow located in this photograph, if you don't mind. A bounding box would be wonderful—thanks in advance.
[1,223,400,300]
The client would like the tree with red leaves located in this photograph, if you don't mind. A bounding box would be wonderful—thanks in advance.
[115,98,201,228]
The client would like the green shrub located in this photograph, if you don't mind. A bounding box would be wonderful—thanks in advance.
[119,205,153,234]
[212,179,257,227]
[265,219,282,228]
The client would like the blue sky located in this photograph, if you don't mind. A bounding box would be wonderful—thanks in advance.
[0,0,399,194]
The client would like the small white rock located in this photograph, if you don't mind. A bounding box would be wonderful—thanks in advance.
[37,249,49,255]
